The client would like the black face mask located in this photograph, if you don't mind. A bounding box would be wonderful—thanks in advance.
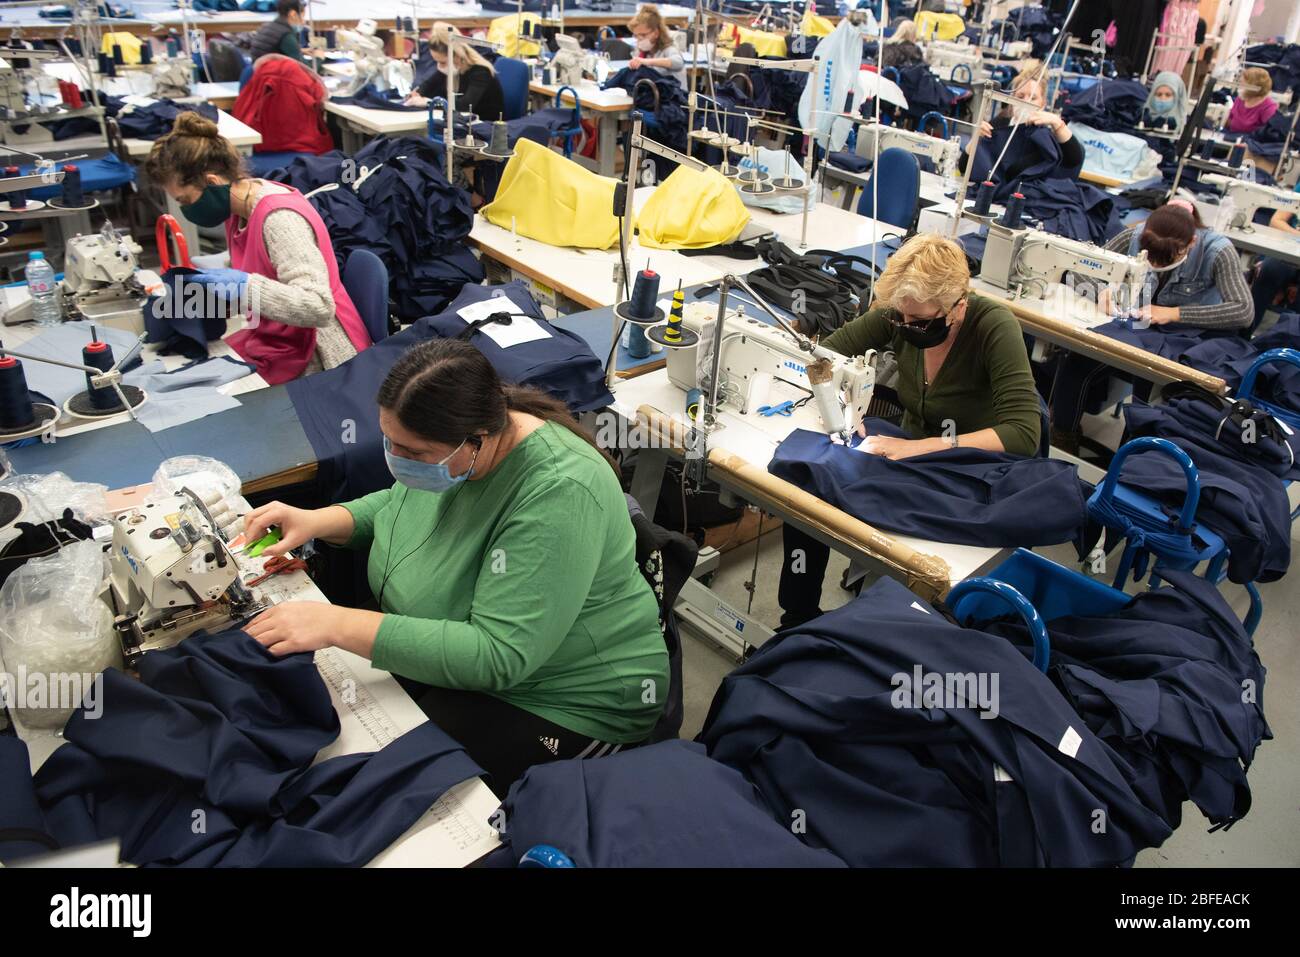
[897,315,951,349]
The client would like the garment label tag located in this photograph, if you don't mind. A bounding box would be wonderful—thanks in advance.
[1058,725,1083,759]
[457,296,552,348]
[909,601,931,615]
[1277,418,1294,436]
[993,764,1014,783]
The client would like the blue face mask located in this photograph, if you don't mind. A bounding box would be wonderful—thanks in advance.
[383,435,477,493]
[1150,97,1176,114]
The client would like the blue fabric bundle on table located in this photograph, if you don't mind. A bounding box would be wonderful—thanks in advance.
[692,77,754,167]
[268,136,482,319]
[1116,401,1292,584]
[748,62,807,130]
[698,577,1174,866]
[5,631,483,867]
[1245,43,1300,100]
[1221,109,1295,160]
[113,98,219,140]
[1061,78,1151,134]
[980,570,1271,831]
[287,281,614,501]
[484,740,845,867]
[603,66,688,179]
[1002,5,1061,59]
[895,63,961,118]
[768,425,1088,548]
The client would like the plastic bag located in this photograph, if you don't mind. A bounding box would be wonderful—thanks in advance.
[0,470,108,525]
[149,455,250,540]
[797,18,865,153]
[0,540,118,731]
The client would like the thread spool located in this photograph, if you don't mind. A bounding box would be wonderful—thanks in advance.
[1229,142,1246,169]
[0,355,35,431]
[614,267,664,326]
[52,164,87,209]
[626,323,652,359]
[166,36,179,57]
[104,56,117,78]
[82,339,117,411]
[542,66,553,85]
[111,43,125,65]
[140,41,153,64]
[973,180,995,216]
[4,167,25,210]
[648,284,697,348]
[97,51,111,74]
[1200,138,1216,159]
[483,120,513,158]
[685,388,703,421]
[66,38,82,56]
[1000,191,1025,227]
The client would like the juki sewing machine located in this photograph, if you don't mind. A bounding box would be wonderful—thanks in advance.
[551,34,594,87]
[1200,172,1300,232]
[854,120,961,180]
[108,488,264,665]
[977,221,1152,312]
[337,18,414,96]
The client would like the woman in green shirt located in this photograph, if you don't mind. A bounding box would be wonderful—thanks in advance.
[779,234,1042,627]
[244,339,668,791]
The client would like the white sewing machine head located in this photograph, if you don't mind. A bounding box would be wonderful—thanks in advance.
[109,489,259,665]
[1201,172,1300,232]
[57,226,158,330]
[151,58,191,99]
[552,34,591,87]
[665,302,876,436]
[979,222,1151,312]
[926,38,980,75]
[855,120,961,180]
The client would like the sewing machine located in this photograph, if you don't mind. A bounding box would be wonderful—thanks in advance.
[1200,172,1300,232]
[854,120,961,180]
[978,222,1151,313]
[337,19,414,97]
[926,39,982,77]
[665,301,876,436]
[151,57,191,99]
[108,489,261,665]
[551,34,593,87]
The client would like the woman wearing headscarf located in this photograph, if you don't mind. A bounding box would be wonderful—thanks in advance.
[1142,71,1189,133]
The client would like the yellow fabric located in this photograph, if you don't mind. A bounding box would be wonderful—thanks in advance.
[481,139,620,249]
[915,12,965,42]
[732,26,789,58]
[801,9,835,38]
[488,14,542,58]
[101,32,144,66]
[635,166,750,250]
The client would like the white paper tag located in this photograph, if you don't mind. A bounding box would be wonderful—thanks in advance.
[993,764,1014,783]
[910,601,931,615]
[478,314,552,349]
[1057,725,1083,759]
[457,295,524,324]
[1277,418,1294,436]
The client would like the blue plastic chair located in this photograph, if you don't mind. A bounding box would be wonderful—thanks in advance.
[1236,347,1300,431]
[495,57,530,121]
[949,576,1052,672]
[342,248,390,344]
[553,86,585,158]
[856,146,920,230]
[238,62,253,90]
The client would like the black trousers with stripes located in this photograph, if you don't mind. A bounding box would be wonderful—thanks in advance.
[399,681,632,797]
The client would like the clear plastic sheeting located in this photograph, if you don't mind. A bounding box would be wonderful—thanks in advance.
[0,471,109,526]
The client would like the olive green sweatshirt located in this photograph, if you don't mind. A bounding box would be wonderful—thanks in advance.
[340,422,669,743]
[823,293,1042,457]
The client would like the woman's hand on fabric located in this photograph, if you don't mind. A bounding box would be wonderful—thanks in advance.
[1146,305,1181,325]
[404,92,429,107]
[245,601,378,656]
[858,435,939,460]
[629,56,645,68]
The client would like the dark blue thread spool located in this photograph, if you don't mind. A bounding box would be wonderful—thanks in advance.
[61,164,84,207]
[1200,138,1215,159]
[67,38,82,56]
[104,55,116,77]
[1000,191,1025,226]
[627,324,651,359]
[628,268,659,320]
[324,30,336,49]
[5,166,25,210]
[166,36,179,57]
[140,41,153,64]
[1229,142,1246,169]
[973,180,995,216]
[82,340,117,411]
[0,355,36,431]
[111,43,124,65]
[97,51,111,74]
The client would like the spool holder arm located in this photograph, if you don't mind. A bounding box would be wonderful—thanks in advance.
[0,332,146,422]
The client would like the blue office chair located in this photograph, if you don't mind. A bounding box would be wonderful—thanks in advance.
[856,146,920,231]
[495,57,530,121]
[342,248,390,344]
[238,62,254,90]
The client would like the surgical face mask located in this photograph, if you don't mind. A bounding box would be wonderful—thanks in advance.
[180,183,232,228]
[1150,96,1175,114]
[383,435,477,492]
[636,37,655,52]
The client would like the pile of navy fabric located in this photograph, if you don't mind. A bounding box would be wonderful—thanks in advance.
[768,425,1089,548]
[698,577,1174,866]
[980,570,1271,832]
[999,5,1061,59]
[692,77,756,167]
[483,741,845,867]
[268,136,482,320]
[1061,78,1149,134]
[1,631,483,867]
[27,93,217,141]
[1245,42,1300,99]
[895,63,961,119]
[287,281,615,501]
[603,66,687,179]
[748,61,807,130]
[1221,109,1294,160]
[968,119,1122,243]
[1114,400,1292,584]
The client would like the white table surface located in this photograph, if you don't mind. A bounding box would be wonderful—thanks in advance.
[324,98,429,135]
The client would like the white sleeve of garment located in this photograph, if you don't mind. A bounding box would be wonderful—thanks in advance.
[247,207,336,329]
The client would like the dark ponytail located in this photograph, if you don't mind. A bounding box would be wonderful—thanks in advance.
[1139,202,1203,267]
[376,339,617,473]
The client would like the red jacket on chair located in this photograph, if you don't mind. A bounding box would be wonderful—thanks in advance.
[233,55,333,154]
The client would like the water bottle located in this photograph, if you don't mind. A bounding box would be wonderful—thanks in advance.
[25,251,61,327]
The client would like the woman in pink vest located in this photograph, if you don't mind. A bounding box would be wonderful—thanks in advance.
[144,112,371,383]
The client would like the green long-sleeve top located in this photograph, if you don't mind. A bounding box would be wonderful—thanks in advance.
[340,422,669,743]
[823,292,1041,457]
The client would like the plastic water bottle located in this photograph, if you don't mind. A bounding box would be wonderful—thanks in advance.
[25,251,61,327]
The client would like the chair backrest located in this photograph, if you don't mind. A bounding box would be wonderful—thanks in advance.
[207,38,248,83]
[494,57,530,121]
[599,37,634,60]
[238,61,254,89]
[856,146,920,230]
[342,248,390,344]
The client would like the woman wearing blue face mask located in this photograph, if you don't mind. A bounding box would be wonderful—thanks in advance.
[243,338,668,792]
[1142,72,1188,133]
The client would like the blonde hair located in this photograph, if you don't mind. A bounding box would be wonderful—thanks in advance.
[874,234,970,309]
[1241,67,1272,97]
[144,111,245,189]
[430,21,495,74]
[628,4,670,52]
[887,19,917,44]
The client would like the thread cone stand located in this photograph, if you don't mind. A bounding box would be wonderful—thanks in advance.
[64,385,145,419]
[0,401,58,440]
[647,324,698,348]
[47,196,100,212]
[612,300,665,326]
[0,489,22,529]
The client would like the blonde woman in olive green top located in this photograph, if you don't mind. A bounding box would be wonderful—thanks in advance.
[244,338,668,790]
[778,234,1041,627]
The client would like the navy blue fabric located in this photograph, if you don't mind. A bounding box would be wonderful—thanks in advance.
[748,62,807,132]
[17,630,483,867]
[487,740,845,867]
[328,85,425,111]
[1061,78,1150,134]
[768,425,1088,547]
[0,737,57,863]
[1118,400,1292,584]
[1245,43,1300,99]
[1004,4,1061,59]
[268,136,481,319]
[981,570,1271,830]
[829,150,870,172]
[1130,392,1300,481]
[699,577,1175,866]
[108,97,219,140]
[1223,109,1295,160]
[604,67,687,178]
[287,281,614,501]
[142,266,227,360]
[896,64,961,118]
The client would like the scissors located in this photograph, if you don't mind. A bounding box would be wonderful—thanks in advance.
[155,214,194,272]
[757,400,796,417]
[245,554,309,589]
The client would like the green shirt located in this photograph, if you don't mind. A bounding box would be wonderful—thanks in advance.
[823,292,1041,457]
[277,21,304,62]
[341,422,668,743]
